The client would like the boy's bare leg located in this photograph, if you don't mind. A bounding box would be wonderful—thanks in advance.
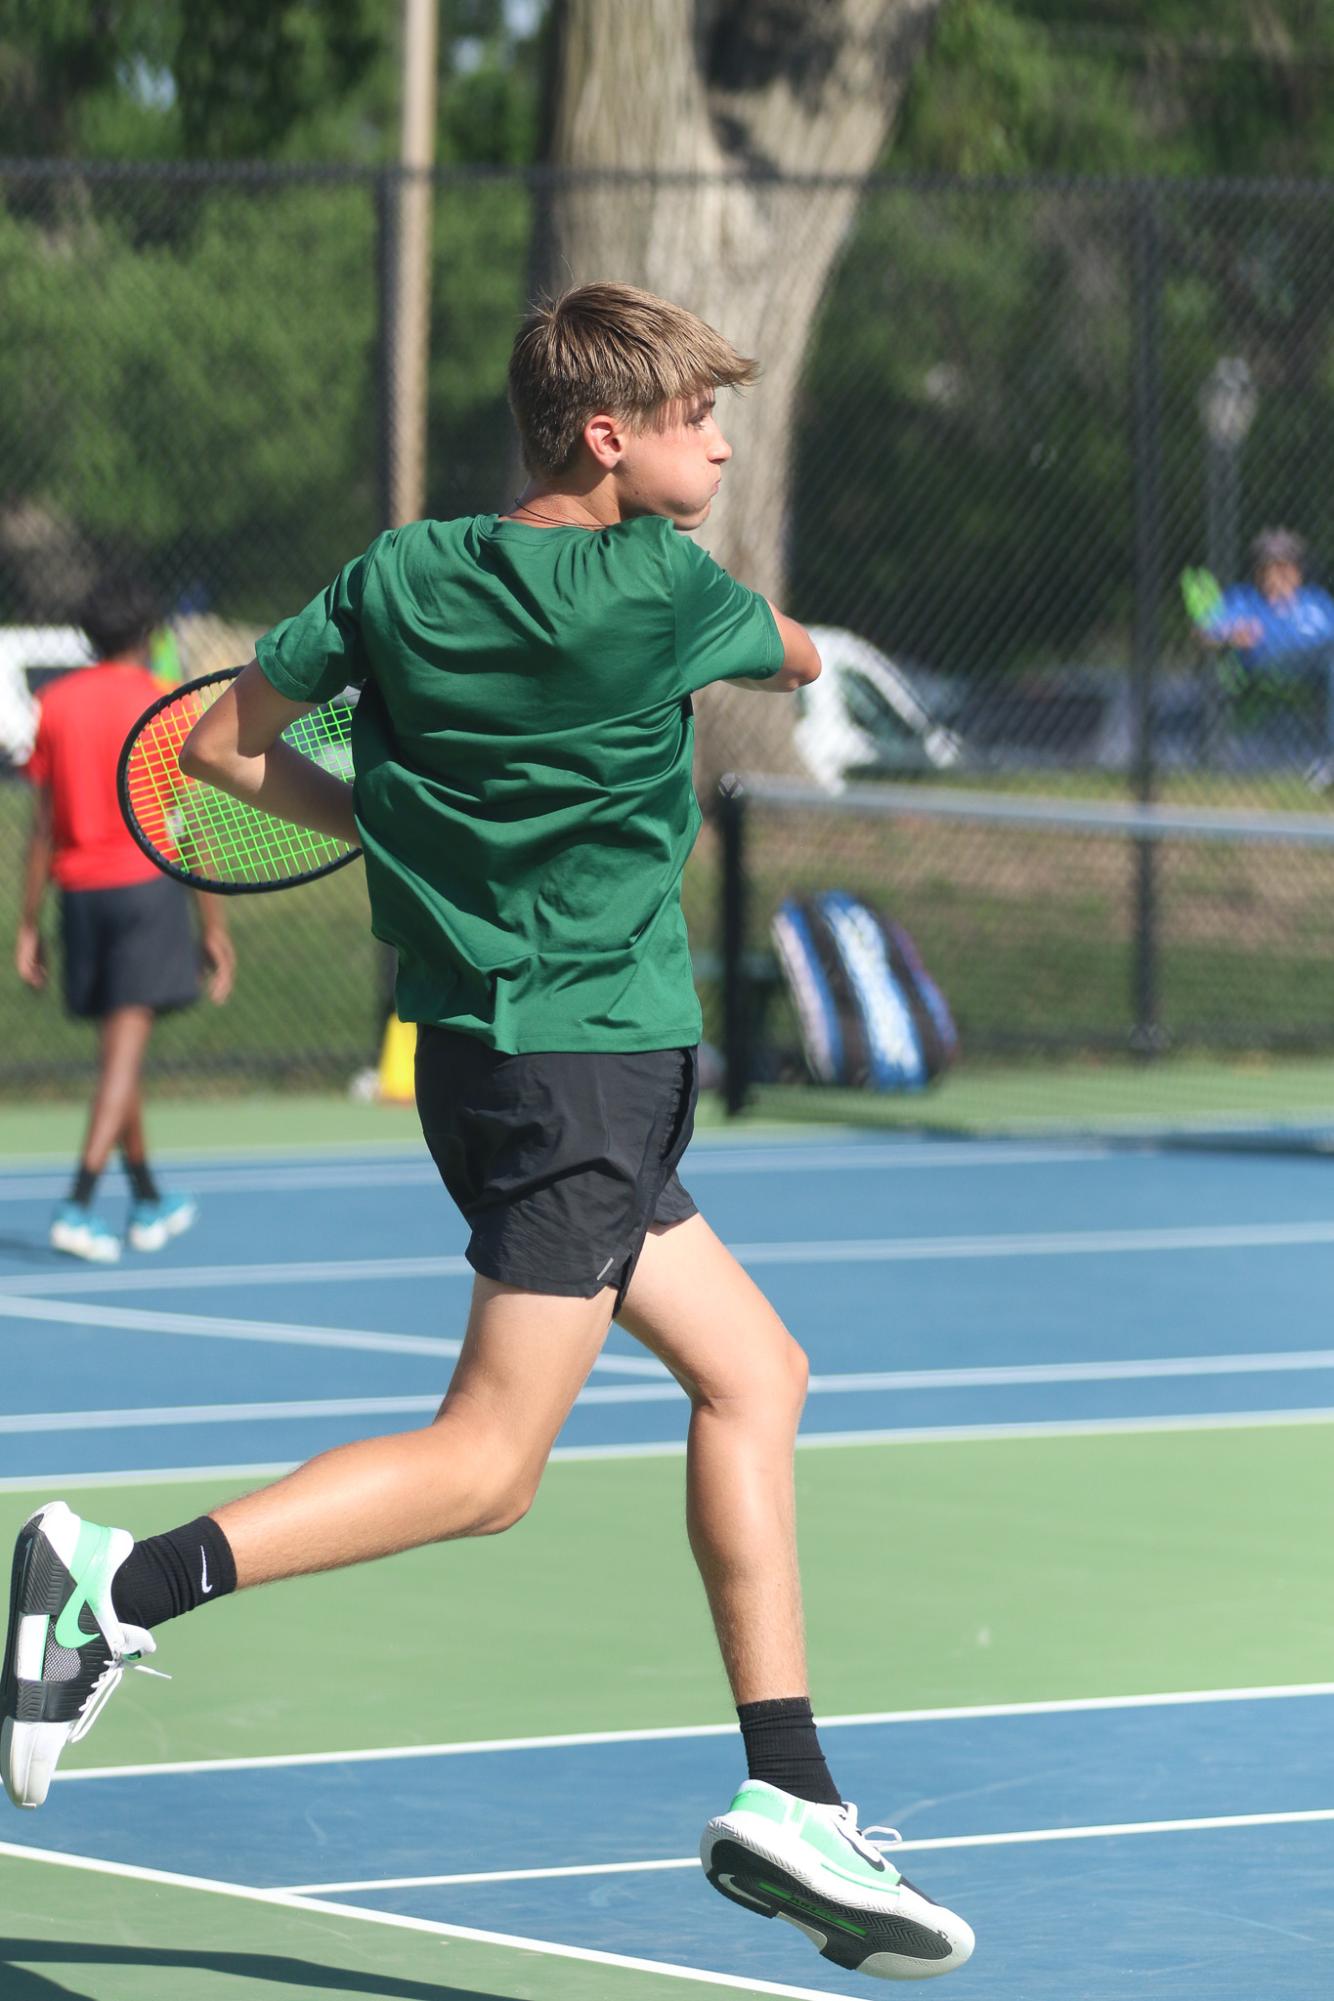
[119,1091,147,1168]
[79,1004,154,1176]
[212,1278,613,1587]
[617,1214,810,1704]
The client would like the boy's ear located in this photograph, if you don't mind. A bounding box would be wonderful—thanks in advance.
[583,412,628,469]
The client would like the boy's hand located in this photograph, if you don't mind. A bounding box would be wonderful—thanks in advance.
[201,925,236,1005]
[15,921,45,990]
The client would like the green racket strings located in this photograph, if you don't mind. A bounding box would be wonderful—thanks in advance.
[124,681,356,886]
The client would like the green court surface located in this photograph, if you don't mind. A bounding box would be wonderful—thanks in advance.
[748,1060,1334,1135]
[0,1094,433,1162]
[15,1053,1334,1167]
[2,1426,1330,1764]
[2,1848,745,2001]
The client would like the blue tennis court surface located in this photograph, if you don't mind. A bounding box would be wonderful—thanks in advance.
[8,1692,1334,1995]
[3,1127,1334,1995]
[6,1136,1334,1484]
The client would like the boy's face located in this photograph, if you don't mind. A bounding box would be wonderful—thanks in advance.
[597,392,733,529]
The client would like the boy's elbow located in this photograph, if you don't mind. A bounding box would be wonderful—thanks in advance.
[782,644,820,690]
[178,724,222,783]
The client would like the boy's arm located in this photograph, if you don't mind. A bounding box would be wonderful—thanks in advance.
[179,659,358,847]
[194,895,236,1004]
[15,785,53,989]
[732,605,822,694]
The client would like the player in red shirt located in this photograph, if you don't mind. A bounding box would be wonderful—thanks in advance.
[15,581,235,1262]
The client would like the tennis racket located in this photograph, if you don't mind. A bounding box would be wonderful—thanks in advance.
[1181,565,1223,626]
[118,668,361,894]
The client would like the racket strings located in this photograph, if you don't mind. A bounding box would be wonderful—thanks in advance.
[123,681,356,887]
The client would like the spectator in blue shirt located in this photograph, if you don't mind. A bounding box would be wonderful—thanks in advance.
[1196,528,1334,782]
[1199,527,1334,667]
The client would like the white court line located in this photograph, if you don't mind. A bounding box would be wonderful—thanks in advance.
[290,1856,704,1893]
[0,1842,846,2001]
[0,1384,674,1435]
[48,1681,1334,1785]
[282,1806,1334,1894]
[734,1221,1334,1266]
[6,1403,1334,1494]
[0,1256,475,1297]
[9,1217,1334,1300]
[15,1346,1334,1435]
[0,1141,1108,1201]
[0,1294,664,1377]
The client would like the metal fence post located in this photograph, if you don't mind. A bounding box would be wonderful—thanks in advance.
[1130,185,1165,1056]
[373,167,403,1049]
[719,777,750,1117]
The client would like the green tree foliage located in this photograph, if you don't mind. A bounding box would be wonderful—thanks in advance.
[787,1,1334,677]
[0,0,545,164]
[4,0,1334,672]
[0,179,380,619]
[1009,2,1334,178]
[0,2,546,621]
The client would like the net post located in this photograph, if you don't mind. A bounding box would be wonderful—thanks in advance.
[1130,185,1165,1057]
[718,775,750,1118]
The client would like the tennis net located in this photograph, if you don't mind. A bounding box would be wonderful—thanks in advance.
[715,776,1334,1147]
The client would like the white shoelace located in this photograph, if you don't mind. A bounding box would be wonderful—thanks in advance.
[837,1804,904,1864]
[69,1644,170,1744]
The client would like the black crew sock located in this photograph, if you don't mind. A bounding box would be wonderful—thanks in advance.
[737,1696,841,1806]
[70,1165,98,1208]
[111,1516,237,1630]
[122,1154,160,1203]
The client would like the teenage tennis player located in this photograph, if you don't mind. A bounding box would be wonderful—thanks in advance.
[2,284,973,1981]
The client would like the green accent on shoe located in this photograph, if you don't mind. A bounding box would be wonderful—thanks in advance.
[727,1783,791,1827]
[728,1784,906,1893]
[757,1882,868,1938]
[52,1520,119,1652]
[787,1803,904,1890]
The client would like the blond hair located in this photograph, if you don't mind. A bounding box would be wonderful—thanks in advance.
[507,282,757,475]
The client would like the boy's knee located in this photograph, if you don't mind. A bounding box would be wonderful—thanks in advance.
[786,1336,810,1400]
[695,1333,808,1422]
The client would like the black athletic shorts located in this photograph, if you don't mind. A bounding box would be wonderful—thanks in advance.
[414,1027,699,1303]
[60,879,200,1021]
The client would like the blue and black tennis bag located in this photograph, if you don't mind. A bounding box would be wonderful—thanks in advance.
[771,892,958,1091]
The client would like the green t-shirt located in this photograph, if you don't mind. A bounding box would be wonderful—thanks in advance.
[256,513,783,1052]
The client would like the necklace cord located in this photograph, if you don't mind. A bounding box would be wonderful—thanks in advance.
[508,498,600,529]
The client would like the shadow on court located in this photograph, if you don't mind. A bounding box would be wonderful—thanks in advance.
[0,1233,68,1266]
[0,1941,508,2001]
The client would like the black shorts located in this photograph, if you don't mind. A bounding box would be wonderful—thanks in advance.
[60,879,200,1021]
[415,1028,699,1303]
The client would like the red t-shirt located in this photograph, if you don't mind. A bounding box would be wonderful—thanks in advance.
[27,661,163,891]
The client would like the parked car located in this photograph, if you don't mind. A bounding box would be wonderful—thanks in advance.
[0,626,92,768]
[795,627,968,792]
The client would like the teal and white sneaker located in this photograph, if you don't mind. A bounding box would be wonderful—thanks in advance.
[1,1502,163,1809]
[702,1781,974,1981]
[49,1202,120,1264]
[127,1192,197,1253]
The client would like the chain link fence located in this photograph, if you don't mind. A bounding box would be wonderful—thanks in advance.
[3,163,1333,1107]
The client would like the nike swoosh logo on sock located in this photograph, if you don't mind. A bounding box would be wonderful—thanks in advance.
[200,1547,212,1595]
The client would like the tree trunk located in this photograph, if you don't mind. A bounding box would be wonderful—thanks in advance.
[540,0,942,797]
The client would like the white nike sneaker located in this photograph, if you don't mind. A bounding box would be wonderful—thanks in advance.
[1,1501,163,1809]
[702,1780,975,1980]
